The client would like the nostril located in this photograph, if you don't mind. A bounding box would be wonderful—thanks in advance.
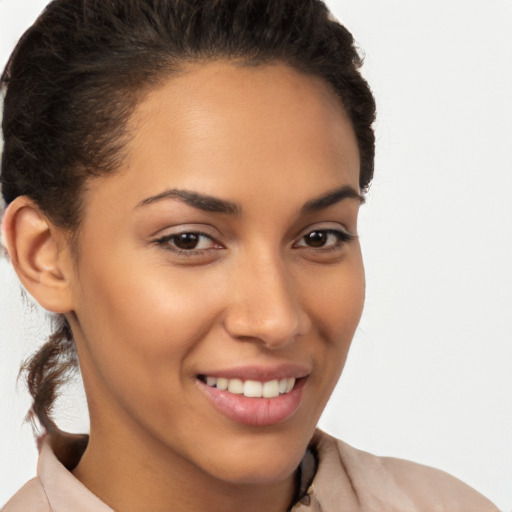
[223,264,311,347]
[224,300,312,349]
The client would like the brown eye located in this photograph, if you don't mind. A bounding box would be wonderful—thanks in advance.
[155,231,220,253]
[173,233,201,250]
[304,231,329,247]
[294,228,353,250]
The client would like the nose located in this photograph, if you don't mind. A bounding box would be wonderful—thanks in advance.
[223,251,311,349]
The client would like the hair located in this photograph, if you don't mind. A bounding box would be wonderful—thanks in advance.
[1,0,376,435]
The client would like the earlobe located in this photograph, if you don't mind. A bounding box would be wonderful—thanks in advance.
[2,196,75,313]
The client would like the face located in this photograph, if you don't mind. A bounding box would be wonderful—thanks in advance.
[67,62,364,488]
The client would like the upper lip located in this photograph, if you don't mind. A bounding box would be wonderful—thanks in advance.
[198,363,310,381]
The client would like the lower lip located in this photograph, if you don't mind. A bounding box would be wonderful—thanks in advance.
[197,378,306,427]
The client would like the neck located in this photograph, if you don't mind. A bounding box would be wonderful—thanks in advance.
[72,427,298,512]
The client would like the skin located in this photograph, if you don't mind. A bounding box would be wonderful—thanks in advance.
[5,62,365,512]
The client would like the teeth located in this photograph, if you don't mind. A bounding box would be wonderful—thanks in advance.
[243,380,262,397]
[217,377,228,390]
[203,376,296,397]
[206,376,217,387]
[262,380,280,398]
[227,378,244,394]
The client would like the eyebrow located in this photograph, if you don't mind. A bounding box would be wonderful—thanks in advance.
[136,188,241,215]
[136,184,364,216]
[300,185,365,215]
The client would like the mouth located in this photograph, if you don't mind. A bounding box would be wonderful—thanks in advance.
[197,375,296,398]
[196,370,308,427]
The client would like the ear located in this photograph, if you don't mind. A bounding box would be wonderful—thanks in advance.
[2,196,75,313]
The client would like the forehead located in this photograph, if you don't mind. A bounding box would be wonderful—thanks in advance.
[85,61,360,214]
[131,61,355,151]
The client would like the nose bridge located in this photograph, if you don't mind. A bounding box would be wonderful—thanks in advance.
[224,246,309,348]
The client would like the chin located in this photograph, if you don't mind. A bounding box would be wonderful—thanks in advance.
[198,426,313,486]
[213,452,302,487]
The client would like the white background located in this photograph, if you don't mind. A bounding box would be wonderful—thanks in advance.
[1,0,511,509]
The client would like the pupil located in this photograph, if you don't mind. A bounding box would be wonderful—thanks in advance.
[175,233,199,250]
[306,231,327,247]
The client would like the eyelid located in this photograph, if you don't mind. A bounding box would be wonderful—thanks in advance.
[150,222,221,239]
[292,224,357,253]
[294,222,356,241]
[152,225,225,255]
[157,231,217,245]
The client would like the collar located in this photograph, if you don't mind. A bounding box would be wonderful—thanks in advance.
[37,434,114,512]
[37,430,340,512]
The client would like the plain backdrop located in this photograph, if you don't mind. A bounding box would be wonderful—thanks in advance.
[1,0,511,509]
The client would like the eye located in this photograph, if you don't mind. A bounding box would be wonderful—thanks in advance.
[294,228,353,250]
[154,231,221,253]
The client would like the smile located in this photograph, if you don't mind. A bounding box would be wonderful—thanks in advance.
[199,376,296,398]
[196,371,307,426]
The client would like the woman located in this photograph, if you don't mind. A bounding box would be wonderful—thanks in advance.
[0,0,501,510]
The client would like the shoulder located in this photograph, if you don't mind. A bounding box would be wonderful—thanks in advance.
[2,478,50,512]
[311,430,499,512]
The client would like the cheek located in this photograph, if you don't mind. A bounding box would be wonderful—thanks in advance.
[72,259,232,436]
[307,251,365,339]
[78,253,221,343]
[302,252,365,391]
[72,252,227,397]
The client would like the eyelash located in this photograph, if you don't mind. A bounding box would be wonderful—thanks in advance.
[293,228,355,251]
[154,231,220,257]
[154,227,354,257]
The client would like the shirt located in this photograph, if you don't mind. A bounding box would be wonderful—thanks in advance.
[2,429,499,511]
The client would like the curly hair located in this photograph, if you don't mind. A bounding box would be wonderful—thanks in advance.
[1,0,376,434]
